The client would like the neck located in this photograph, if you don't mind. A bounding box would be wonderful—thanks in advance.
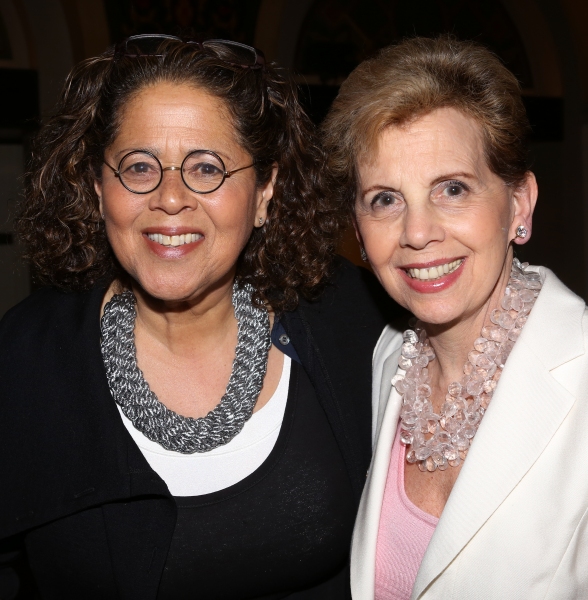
[132,272,238,357]
[423,252,513,390]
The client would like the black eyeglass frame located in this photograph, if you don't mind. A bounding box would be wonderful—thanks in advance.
[103,150,256,195]
[114,34,265,69]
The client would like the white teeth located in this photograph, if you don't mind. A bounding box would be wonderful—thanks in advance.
[147,233,203,247]
[406,259,463,281]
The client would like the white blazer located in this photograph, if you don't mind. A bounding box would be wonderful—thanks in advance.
[351,267,588,599]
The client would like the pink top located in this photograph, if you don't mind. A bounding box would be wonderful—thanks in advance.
[375,425,439,600]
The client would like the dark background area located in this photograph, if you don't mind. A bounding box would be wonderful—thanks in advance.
[0,0,586,315]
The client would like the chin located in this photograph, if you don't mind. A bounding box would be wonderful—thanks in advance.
[407,299,466,328]
[132,274,201,303]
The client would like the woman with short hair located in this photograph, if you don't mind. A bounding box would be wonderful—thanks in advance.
[323,36,588,599]
[0,35,395,599]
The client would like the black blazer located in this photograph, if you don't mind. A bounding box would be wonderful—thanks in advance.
[0,258,400,599]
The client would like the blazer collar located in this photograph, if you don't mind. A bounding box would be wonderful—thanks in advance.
[374,342,403,443]
[413,267,585,598]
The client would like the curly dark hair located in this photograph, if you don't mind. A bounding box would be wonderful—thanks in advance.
[17,38,341,312]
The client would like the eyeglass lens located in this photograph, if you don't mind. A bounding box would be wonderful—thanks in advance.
[200,40,260,67]
[123,34,178,57]
[119,35,263,67]
[118,151,227,194]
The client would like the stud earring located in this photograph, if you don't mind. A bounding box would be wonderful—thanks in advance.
[259,217,264,226]
[515,225,528,239]
[360,247,368,262]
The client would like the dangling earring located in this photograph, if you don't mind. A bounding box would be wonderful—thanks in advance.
[360,247,368,262]
[515,225,528,239]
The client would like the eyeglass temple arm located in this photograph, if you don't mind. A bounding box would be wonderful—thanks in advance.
[103,161,120,177]
[225,162,256,178]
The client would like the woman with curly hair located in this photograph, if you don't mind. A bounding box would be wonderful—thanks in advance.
[0,35,395,599]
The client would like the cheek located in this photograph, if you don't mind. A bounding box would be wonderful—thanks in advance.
[455,205,511,252]
[210,184,259,229]
[356,216,400,263]
[102,191,144,244]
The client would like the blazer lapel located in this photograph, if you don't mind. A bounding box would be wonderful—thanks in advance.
[352,345,403,598]
[413,268,585,598]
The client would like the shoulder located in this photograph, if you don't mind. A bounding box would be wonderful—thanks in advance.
[0,285,105,379]
[296,256,407,329]
[281,257,409,368]
[374,325,403,368]
[0,286,96,349]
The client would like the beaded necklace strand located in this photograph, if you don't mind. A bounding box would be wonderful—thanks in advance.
[392,259,542,472]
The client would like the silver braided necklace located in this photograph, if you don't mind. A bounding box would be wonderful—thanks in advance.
[100,281,271,454]
[393,259,541,472]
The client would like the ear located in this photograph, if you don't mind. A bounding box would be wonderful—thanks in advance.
[510,171,538,245]
[254,163,278,227]
[94,178,104,217]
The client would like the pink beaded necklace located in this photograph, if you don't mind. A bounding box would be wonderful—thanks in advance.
[392,259,542,472]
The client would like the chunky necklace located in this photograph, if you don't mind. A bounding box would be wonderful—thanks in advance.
[393,259,542,472]
[100,282,271,454]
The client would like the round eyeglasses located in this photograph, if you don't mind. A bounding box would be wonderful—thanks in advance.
[103,150,255,195]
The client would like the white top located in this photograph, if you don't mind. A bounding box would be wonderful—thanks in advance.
[117,355,291,496]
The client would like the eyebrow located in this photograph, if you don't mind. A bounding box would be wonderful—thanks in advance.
[430,171,477,186]
[112,147,232,162]
[360,171,477,200]
[113,146,159,161]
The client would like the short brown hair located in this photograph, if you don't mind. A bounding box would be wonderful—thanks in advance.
[321,36,531,214]
[18,39,340,312]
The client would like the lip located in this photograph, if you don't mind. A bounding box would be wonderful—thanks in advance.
[143,229,204,259]
[398,257,466,293]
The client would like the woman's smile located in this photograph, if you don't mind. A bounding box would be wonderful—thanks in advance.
[143,229,204,258]
[399,257,465,293]
[146,232,203,247]
[142,225,205,259]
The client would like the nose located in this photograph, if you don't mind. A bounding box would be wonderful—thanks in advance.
[399,200,445,250]
[148,167,198,214]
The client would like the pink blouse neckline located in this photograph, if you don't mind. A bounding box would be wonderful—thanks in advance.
[374,424,439,600]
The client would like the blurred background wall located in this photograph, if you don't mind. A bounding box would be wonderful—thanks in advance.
[0,0,586,316]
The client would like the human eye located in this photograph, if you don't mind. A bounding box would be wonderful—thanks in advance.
[370,191,400,211]
[439,180,469,199]
[127,161,155,175]
[191,161,223,177]
[120,153,159,179]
